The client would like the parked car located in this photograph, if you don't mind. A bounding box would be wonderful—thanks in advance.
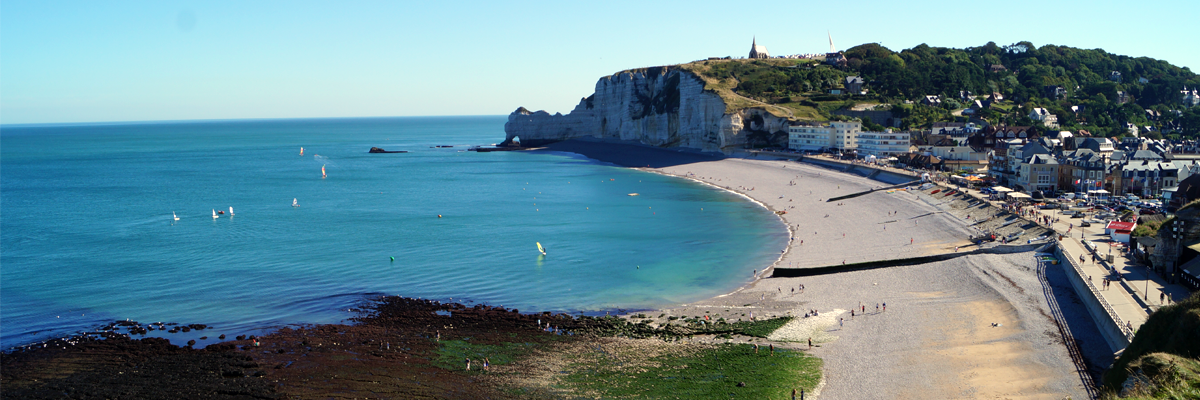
[1139,208,1160,215]
[1080,220,1092,227]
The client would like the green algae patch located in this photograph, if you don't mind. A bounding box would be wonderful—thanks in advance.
[561,342,821,399]
[433,338,539,371]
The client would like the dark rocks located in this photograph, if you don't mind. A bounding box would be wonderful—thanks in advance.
[1,334,278,399]
[368,147,408,153]
[218,334,226,340]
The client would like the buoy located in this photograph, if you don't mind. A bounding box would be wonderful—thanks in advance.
[390,257,395,262]
[438,215,442,218]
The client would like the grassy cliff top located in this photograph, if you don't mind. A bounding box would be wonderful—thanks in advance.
[677,59,819,119]
[1103,291,1200,398]
[609,59,824,120]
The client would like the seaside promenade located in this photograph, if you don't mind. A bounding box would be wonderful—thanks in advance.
[955,186,1192,341]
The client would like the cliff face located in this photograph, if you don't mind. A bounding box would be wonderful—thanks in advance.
[504,66,790,154]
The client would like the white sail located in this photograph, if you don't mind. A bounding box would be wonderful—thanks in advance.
[229,207,234,216]
[173,212,179,221]
[292,198,298,207]
[212,209,218,219]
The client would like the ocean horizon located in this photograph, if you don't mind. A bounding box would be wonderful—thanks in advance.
[0,115,787,349]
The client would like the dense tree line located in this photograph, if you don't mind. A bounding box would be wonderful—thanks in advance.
[844,42,1200,136]
[696,42,1200,137]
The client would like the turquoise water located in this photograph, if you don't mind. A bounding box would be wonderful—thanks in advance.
[0,116,786,348]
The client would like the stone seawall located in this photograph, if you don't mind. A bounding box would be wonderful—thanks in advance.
[1054,244,1133,352]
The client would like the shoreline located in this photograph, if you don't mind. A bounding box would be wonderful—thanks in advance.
[535,140,792,295]
[539,140,1101,399]
[638,167,793,289]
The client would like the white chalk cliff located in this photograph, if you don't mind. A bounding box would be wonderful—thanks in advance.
[504,66,790,154]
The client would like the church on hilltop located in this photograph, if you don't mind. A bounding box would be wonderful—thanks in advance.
[749,37,770,59]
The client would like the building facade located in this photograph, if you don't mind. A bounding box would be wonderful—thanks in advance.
[857,129,912,158]
[788,121,862,151]
[1017,154,1059,192]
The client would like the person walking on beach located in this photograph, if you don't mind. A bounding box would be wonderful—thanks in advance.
[839,317,843,328]
[882,302,886,312]
[808,337,812,349]
[465,358,471,371]
[484,358,490,372]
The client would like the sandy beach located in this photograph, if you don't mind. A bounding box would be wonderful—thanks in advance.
[544,140,1110,399]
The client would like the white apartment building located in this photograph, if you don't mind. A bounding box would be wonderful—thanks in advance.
[788,121,861,151]
[857,129,912,157]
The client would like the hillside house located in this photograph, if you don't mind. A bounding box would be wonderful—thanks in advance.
[845,76,864,94]
[1044,85,1066,99]
[1184,87,1200,107]
[1029,108,1059,129]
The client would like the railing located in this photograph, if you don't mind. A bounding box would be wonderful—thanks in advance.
[1059,246,1137,341]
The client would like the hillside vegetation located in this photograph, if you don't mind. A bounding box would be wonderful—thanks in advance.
[666,42,1200,135]
[1101,292,1200,399]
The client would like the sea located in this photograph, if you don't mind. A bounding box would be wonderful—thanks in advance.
[0,116,787,349]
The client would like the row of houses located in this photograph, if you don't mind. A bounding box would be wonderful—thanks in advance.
[784,121,1200,205]
[986,133,1200,200]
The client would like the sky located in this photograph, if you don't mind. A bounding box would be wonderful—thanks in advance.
[3,0,1198,125]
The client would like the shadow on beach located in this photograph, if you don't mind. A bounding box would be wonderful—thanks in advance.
[538,139,723,168]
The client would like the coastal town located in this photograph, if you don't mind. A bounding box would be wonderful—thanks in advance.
[6,34,1200,399]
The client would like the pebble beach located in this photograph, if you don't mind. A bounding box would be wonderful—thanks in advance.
[545,140,1111,399]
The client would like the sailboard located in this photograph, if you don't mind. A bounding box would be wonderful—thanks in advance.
[536,242,546,255]
[212,209,219,219]
[321,164,326,179]
[229,206,234,216]
[173,211,179,221]
[292,198,299,207]
[300,147,304,156]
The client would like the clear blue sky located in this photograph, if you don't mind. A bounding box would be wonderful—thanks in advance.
[3,0,1197,124]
